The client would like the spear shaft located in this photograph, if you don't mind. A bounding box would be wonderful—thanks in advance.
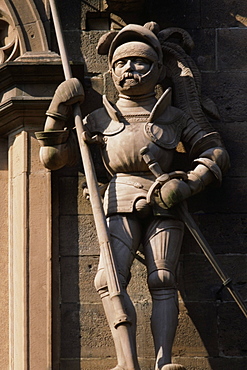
[48,1,136,368]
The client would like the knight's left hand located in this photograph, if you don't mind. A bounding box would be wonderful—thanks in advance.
[159,178,191,208]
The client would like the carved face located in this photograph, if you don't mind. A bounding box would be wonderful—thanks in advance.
[110,41,162,96]
[113,57,151,90]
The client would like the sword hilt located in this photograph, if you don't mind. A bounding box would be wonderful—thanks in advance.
[140,145,187,204]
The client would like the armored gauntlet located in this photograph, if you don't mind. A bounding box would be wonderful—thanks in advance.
[46,77,85,123]
[35,78,84,170]
[159,147,229,209]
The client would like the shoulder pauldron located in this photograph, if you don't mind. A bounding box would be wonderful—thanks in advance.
[85,107,124,136]
[84,98,188,150]
[144,107,188,149]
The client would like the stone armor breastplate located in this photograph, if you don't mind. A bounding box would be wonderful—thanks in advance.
[101,117,176,175]
[84,104,188,176]
[83,102,190,216]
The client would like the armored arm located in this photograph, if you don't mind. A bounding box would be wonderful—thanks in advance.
[160,129,230,209]
[186,131,230,195]
[36,78,84,170]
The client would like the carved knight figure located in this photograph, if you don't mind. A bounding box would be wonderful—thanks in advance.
[37,22,229,370]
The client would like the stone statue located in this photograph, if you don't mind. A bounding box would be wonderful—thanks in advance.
[36,22,229,370]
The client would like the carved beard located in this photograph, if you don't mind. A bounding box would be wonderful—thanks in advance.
[119,72,142,88]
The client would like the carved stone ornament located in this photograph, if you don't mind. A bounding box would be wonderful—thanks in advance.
[0,10,19,63]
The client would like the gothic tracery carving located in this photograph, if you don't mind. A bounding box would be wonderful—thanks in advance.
[0,11,19,63]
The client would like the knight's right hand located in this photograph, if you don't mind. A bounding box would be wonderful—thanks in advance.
[46,78,85,124]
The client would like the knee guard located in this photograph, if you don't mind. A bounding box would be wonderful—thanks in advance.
[148,268,177,300]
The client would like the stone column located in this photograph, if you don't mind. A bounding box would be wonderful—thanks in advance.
[0,137,9,370]
[0,58,83,369]
[0,59,61,369]
[8,127,52,369]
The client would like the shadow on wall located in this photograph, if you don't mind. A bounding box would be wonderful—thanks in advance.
[177,192,247,369]
[52,165,81,369]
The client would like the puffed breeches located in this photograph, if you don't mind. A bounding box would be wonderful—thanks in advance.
[94,214,184,297]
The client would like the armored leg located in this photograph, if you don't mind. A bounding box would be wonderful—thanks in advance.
[143,218,185,370]
[94,214,142,370]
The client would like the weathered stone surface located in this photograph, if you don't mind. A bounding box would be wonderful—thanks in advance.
[146,0,201,29]
[178,254,247,302]
[201,0,247,28]
[58,176,79,215]
[134,301,153,358]
[60,215,98,256]
[54,5,246,364]
[221,122,247,177]
[173,355,247,370]
[178,254,221,302]
[58,173,107,217]
[181,211,247,255]
[128,258,150,302]
[57,0,85,30]
[60,358,118,370]
[189,177,247,214]
[60,303,82,359]
[201,72,247,122]
[80,31,109,74]
[189,29,216,72]
[174,302,218,357]
[217,302,247,357]
[107,0,145,13]
[63,31,85,65]
[218,28,247,71]
[80,303,115,358]
[60,256,99,303]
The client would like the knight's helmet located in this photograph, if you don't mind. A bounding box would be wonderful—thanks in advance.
[97,23,165,95]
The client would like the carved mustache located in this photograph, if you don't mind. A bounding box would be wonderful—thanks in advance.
[119,72,142,87]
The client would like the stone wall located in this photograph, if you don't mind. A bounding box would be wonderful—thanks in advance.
[51,1,247,369]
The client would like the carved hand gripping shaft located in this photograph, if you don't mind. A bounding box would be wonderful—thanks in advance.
[48,1,137,368]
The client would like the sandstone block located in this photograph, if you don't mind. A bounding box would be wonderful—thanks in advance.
[218,28,247,71]
[60,215,98,256]
[60,256,99,303]
[201,1,247,28]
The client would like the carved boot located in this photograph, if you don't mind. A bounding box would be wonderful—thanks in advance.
[160,365,186,370]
